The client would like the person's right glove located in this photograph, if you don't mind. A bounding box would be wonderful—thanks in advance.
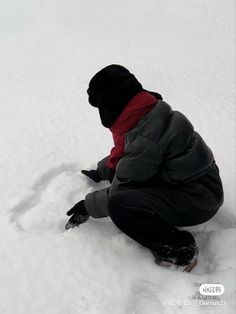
[81,169,102,183]
[65,200,89,230]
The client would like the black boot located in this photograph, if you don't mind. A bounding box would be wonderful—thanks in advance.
[152,228,199,272]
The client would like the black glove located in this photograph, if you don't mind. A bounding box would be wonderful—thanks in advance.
[65,200,89,230]
[81,169,102,183]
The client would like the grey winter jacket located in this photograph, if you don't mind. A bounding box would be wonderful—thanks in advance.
[85,100,214,218]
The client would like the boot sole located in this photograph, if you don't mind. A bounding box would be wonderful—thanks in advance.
[183,257,198,272]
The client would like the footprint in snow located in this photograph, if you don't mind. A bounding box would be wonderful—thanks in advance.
[126,280,164,314]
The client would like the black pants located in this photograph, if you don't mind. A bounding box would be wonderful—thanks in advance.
[107,165,223,261]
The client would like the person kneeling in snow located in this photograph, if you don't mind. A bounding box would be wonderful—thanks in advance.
[65,65,224,272]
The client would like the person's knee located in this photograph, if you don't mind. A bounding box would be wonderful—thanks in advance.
[108,191,127,219]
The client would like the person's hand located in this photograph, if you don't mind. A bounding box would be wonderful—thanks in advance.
[65,200,89,230]
[81,169,102,183]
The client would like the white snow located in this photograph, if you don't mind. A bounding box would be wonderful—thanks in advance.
[0,0,235,313]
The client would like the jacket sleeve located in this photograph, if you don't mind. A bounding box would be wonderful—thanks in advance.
[97,156,115,183]
[84,187,110,218]
[109,132,163,196]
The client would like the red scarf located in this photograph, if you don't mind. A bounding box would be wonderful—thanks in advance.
[106,91,158,169]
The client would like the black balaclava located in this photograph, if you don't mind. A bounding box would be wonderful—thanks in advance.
[87,64,143,128]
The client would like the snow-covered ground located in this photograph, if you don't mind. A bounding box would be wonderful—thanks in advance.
[0,0,235,313]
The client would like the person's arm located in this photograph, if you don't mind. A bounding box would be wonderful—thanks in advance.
[65,187,110,229]
[81,156,115,183]
[97,156,115,182]
[109,132,163,196]
[84,187,110,218]
[82,131,125,183]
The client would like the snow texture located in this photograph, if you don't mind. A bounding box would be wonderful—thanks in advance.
[0,0,235,313]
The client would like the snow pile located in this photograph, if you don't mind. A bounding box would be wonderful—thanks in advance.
[0,0,235,313]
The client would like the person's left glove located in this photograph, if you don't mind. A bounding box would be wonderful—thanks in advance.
[81,169,102,183]
[65,200,89,230]
[81,166,115,183]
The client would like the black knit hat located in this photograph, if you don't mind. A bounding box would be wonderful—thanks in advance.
[87,64,143,128]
